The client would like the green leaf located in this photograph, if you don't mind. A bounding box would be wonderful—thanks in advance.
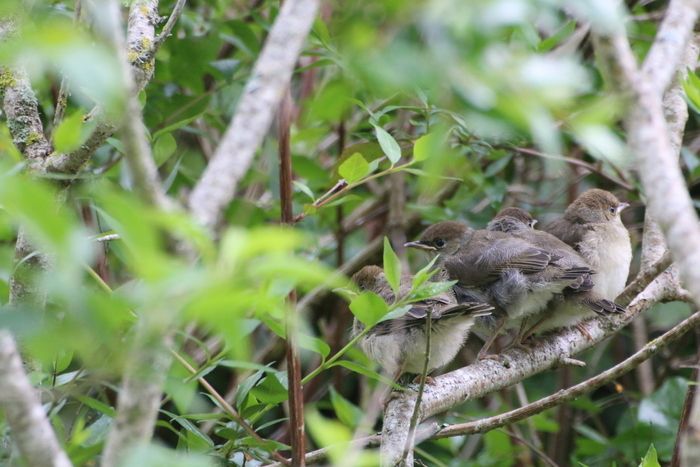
[349,292,389,327]
[250,373,288,404]
[411,255,440,290]
[298,334,331,359]
[330,360,398,387]
[153,133,177,166]
[306,409,352,464]
[382,237,401,296]
[53,111,87,153]
[293,180,315,201]
[329,387,362,428]
[639,444,660,467]
[373,124,402,164]
[412,132,439,162]
[338,152,370,183]
[409,280,457,302]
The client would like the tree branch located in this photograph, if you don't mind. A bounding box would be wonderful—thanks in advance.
[433,308,700,438]
[187,0,320,230]
[0,331,72,467]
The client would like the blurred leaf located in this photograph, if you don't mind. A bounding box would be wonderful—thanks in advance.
[153,133,178,166]
[382,237,401,297]
[53,111,90,153]
[293,181,315,201]
[413,132,440,162]
[119,443,214,467]
[306,409,352,464]
[373,125,401,164]
[338,152,370,183]
[349,292,389,327]
[639,444,660,467]
[250,373,288,404]
[330,387,362,428]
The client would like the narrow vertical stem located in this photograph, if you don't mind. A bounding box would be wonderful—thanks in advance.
[671,328,700,467]
[402,311,432,464]
[278,88,305,466]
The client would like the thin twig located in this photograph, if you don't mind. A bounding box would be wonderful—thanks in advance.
[152,0,187,53]
[617,250,673,305]
[170,350,291,465]
[402,311,431,464]
[510,146,634,192]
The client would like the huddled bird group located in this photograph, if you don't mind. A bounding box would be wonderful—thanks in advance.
[351,189,632,380]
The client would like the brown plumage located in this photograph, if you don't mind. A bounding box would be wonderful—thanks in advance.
[406,221,589,355]
[487,207,625,338]
[538,190,631,333]
[350,265,493,376]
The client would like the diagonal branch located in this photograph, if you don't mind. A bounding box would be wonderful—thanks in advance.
[0,331,72,467]
[188,0,320,230]
[433,308,700,439]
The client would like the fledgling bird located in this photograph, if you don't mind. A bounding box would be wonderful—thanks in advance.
[405,221,588,355]
[351,265,493,378]
[487,207,624,338]
[545,189,632,301]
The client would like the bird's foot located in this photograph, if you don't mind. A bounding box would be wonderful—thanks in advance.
[576,323,593,341]
[412,375,435,385]
[477,352,511,367]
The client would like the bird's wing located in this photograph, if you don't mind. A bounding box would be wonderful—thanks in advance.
[580,297,625,315]
[480,239,554,276]
[544,217,589,251]
[370,300,492,335]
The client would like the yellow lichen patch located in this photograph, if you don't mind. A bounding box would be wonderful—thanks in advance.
[0,69,16,90]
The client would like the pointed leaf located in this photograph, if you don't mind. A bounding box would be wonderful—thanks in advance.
[349,292,389,327]
[338,152,370,183]
[383,237,402,297]
[374,125,401,164]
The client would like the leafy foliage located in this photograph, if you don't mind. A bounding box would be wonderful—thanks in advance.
[0,0,697,465]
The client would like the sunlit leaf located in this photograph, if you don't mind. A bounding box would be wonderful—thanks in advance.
[349,292,389,327]
[382,237,401,297]
[373,124,402,164]
[338,152,370,183]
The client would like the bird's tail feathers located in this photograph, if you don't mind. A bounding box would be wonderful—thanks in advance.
[581,297,626,315]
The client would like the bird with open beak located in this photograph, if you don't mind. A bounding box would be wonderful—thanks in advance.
[405,221,588,357]
[487,207,625,339]
[351,265,493,379]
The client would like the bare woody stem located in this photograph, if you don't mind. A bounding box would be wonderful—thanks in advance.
[0,331,72,467]
[278,87,306,466]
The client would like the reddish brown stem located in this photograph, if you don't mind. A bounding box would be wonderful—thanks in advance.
[279,89,305,466]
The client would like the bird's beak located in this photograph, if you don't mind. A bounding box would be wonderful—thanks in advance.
[617,202,630,213]
[531,219,538,227]
[404,241,436,251]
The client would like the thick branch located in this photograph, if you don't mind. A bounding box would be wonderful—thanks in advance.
[44,0,177,174]
[434,308,700,438]
[0,331,72,467]
[380,272,676,466]
[1,68,52,166]
[642,0,700,95]
[188,0,320,230]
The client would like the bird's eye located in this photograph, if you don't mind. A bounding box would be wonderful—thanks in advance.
[435,239,446,248]
[608,206,616,214]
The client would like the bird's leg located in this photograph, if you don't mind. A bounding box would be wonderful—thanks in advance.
[477,316,506,361]
[504,318,534,352]
[519,314,548,344]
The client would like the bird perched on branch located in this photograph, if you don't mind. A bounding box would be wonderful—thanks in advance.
[527,190,631,333]
[351,265,493,378]
[544,189,632,300]
[487,207,624,339]
[405,221,588,356]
